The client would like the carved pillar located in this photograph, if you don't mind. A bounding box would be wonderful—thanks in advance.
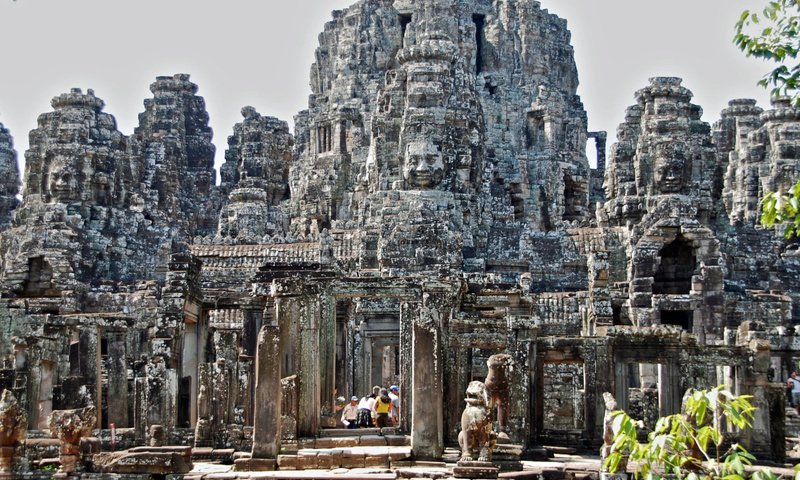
[739,338,781,460]
[106,331,128,427]
[591,340,614,446]
[399,304,413,433]
[408,282,457,460]
[276,284,322,437]
[411,308,442,459]
[353,317,367,398]
[251,324,282,459]
[506,317,537,447]
[582,341,602,447]
[319,293,336,419]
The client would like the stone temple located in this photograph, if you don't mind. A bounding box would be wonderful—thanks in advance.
[0,0,799,475]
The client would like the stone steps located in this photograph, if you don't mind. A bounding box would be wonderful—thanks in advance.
[319,427,397,438]
[312,435,408,449]
[278,446,411,470]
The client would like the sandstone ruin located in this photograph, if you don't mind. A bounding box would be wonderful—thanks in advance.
[0,0,798,475]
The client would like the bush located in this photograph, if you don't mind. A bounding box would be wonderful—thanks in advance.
[602,385,787,480]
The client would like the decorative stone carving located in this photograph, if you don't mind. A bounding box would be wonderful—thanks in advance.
[0,390,26,448]
[133,73,218,238]
[0,0,796,472]
[653,142,688,194]
[217,107,293,243]
[600,392,624,471]
[458,380,495,462]
[0,390,26,474]
[403,140,445,190]
[48,404,97,475]
[484,354,513,441]
[604,77,716,226]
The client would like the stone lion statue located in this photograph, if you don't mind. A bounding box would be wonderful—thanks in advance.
[458,380,496,462]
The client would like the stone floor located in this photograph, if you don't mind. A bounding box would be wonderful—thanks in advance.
[189,454,601,480]
[185,451,799,480]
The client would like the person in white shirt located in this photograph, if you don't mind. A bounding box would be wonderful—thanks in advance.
[341,396,359,429]
[389,385,400,426]
[789,371,800,413]
[357,394,374,427]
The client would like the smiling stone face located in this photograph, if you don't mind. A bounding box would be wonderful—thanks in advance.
[403,140,444,189]
[654,145,687,194]
[45,155,81,203]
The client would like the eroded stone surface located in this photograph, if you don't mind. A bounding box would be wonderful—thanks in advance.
[0,0,796,474]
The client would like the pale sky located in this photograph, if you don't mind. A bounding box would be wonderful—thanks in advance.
[0,0,775,174]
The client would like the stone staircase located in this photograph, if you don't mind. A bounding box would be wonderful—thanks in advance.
[786,407,800,438]
[232,429,412,472]
[786,407,800,456]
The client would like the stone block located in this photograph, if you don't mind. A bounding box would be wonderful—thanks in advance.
[358,435,387,447]
[340,451,366,468]
[315,436,355,448]
[276,454,300,470]
[364,454,389,468]
[92,450,193,475]
[233,458,276,471]
[315,450,340,469]
[383,435,408,446]
[297,451,318,469]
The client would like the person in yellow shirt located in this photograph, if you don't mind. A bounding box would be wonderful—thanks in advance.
[373,388,392,428]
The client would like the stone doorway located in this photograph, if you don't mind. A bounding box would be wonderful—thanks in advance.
[541,361,585,441]
[334,301,402,426]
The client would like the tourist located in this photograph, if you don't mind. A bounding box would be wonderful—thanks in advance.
[374,388,392,428]
[371,385,380,424]
[788,371,800,412]
[341,396,359,429]
[389,385,400,426]
[357,394,374,427]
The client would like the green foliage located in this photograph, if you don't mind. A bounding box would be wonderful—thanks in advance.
[760,178,800,238]
[602,386,780,480]
[734,0,800,105]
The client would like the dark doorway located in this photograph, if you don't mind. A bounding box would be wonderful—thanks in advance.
[653,235,695,294]
[661,310,692,331]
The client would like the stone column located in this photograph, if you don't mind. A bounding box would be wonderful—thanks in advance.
[319,294,336,418]
[194,365,212,447]
[591,340,613,446]
[399,305,413,433]
[411,317,442,459]
[276,287,321,437]
[739,338,780,460]
[506,318,537,447]
[106,332,128,427]
[133,377,148,443]
[251,324,282,459]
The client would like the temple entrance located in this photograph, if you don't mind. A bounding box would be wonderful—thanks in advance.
[334,298,401,427]
[615,360,682,422]
[540,361,585,442]
[623,363,662,432]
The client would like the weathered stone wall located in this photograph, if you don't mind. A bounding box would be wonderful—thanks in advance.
[0,123,19,229]
[0,0,797,467]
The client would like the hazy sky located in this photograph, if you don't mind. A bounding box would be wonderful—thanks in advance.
[0,0,775,173]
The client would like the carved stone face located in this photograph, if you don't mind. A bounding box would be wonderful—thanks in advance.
[403,140,444,189]
[654,151,686,193]
[45,156,80,202]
